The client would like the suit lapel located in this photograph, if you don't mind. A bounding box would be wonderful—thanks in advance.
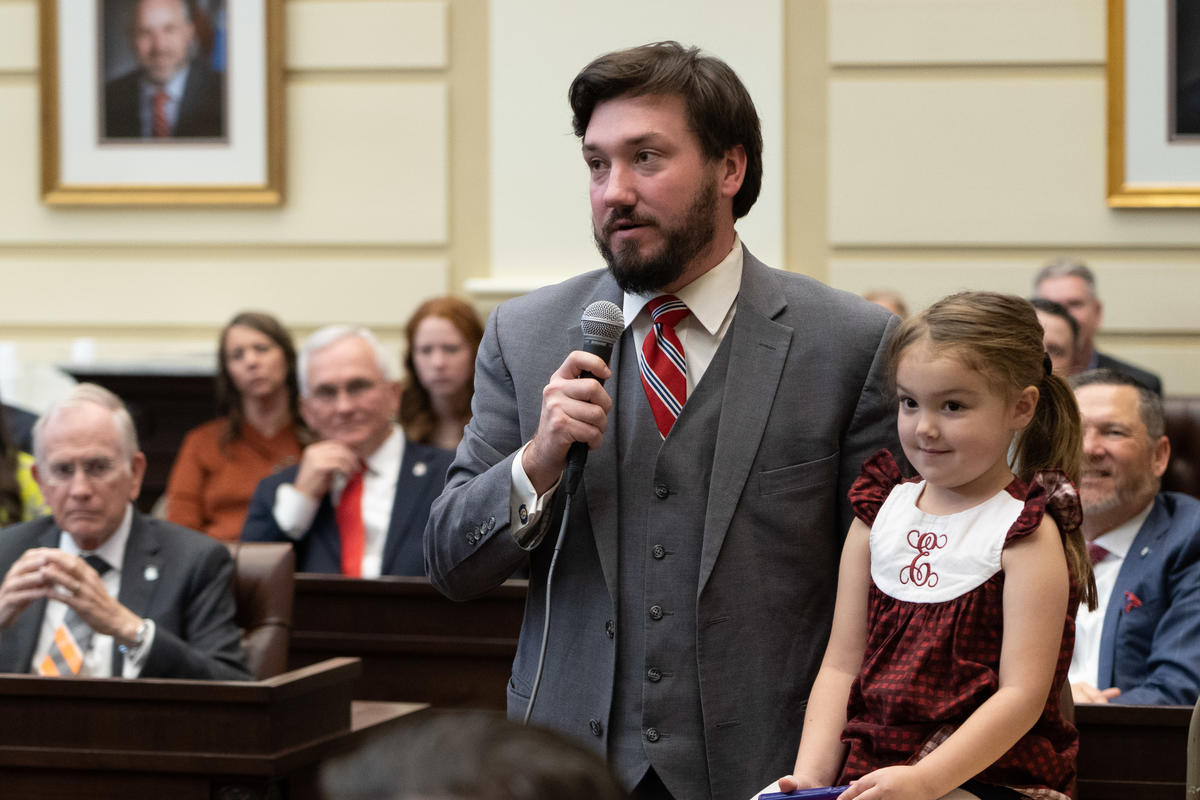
[114,512,163,674]
[581,281,625,598]
[1097,497,1166,686]
[2,522,62,673]
[381,444,430,573]
[698,252,791,591]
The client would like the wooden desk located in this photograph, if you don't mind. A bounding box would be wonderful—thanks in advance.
[1076,703,1191,800]
[0,658,425,800]
[289,575,525,708]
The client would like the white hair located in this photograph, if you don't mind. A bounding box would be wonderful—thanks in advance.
[297,325,396,397]
[32,383,139,465]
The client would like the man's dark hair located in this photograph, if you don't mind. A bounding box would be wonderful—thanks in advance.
[1071,367,1165,440]
[568,40,763,219]
[320,710,627,800]
[1030,297,1080,343]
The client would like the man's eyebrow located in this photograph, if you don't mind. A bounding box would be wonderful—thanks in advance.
[582,132,668,153]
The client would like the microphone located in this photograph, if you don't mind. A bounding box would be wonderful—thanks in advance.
[563,300,623,496]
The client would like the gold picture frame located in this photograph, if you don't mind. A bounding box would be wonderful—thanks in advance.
[39,0,284,206]
[1107,0,1200,207]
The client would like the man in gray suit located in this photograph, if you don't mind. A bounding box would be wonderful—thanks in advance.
[425,42,898,800]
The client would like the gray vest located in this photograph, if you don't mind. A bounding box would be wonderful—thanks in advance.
[608,329,732,798]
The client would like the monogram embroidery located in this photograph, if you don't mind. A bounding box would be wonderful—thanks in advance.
[899,528,948,587]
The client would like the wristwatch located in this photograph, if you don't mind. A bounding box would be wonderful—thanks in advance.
[118,619,149,657]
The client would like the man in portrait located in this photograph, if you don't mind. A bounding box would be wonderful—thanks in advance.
[102,0,225,140]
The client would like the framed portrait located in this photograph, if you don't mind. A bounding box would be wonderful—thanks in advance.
[1108,0,1200,206]
[39,0,284,205]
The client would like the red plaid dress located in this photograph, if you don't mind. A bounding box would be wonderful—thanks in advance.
[838,451,1081,800]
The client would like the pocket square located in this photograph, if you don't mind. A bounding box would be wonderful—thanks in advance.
[1123,591,1142,614]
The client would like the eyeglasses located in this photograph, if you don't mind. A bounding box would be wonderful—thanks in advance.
[42,457,121,485]
[308,378,380,406]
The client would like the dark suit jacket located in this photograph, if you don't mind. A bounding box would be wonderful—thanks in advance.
[1100,491,1200,705]
[241,440,452,576]
[1095,350,1163,396]
[103,63,225,139]
[425,248,899,800]
[0,511,250,680]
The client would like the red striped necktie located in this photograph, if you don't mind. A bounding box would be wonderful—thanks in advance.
[639,295,690,438]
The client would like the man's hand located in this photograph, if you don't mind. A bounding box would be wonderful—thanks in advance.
[522,350,612,495]
[293,441,362,500]
[1071,681,1122,704]
[0,549,142,644]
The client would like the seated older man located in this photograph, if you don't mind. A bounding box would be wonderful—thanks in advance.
[242,325,453,576]
[1070,369,1200,705]
[0,384,250,680]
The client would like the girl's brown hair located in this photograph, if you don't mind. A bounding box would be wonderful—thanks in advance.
[889,291,1096,609]
[399,297,485,446]
[216,311,304,446]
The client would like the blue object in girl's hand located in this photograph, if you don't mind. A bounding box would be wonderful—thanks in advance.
[758,788,849,800]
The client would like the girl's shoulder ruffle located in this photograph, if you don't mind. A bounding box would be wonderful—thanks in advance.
[1006,470,1082,543]
[849,449,917,526]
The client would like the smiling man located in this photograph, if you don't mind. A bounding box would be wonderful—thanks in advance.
[1069,369,1200,705]
[103,0,225,139]
[425,41,899,800]
[0,383,249,680]
[241,326,452,577]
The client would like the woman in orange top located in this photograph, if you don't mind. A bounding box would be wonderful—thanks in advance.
[165,311,308,541]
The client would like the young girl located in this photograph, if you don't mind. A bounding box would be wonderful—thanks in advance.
[764,292,1097,800]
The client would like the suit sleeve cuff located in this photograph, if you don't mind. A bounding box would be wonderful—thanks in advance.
[273,483,320,539]
[510,442,560,548]
[119,619,156,678]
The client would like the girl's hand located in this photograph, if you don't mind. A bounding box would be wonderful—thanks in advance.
[776,772,824,792]
[838,766,937,800]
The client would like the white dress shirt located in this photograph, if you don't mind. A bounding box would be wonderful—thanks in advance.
[509,237,744,539]
[139,66,190,136]
[31,504,156,678]
[272,426,405,578]
[1069,501,1154,687]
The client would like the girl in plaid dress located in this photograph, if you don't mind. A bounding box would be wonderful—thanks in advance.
[763,293,1097,800]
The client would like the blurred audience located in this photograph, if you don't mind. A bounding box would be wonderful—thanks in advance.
[1068,369,1200,705]
[320,710,627,800]
[861,289,908,319]
[400,297,484,451]
[2,401,36,453]
[1033,257,1163,394]
[165,311,307,541]
[241,325,452,576]
[0,402,47,525]
[1031,297,1079,378]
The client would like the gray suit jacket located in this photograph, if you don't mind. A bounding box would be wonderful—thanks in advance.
[0,511,251,680]
[425,248,899,799]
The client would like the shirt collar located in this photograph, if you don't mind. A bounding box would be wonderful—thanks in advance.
[1093,498,1155,558]
[622,235,742,333]
[59,503,133,571]
[364,425,403,478]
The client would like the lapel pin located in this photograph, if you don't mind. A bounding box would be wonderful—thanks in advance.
[144,565,159,582]
[1140,546,1150,557]
[412,461,428,477]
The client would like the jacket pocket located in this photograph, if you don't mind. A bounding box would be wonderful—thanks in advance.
[758,453,838,496]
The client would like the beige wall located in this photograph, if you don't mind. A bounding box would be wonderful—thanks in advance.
[1,0,1197,413]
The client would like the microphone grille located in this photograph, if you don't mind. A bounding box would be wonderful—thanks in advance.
[580,300,624,346]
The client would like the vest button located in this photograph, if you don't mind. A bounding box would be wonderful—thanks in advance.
[654,484,669,499]
[648,605,664,620]
[644,727,661,743]
[605,619,616,639]
[589,718,603,736]
[647,667,662,682]
[651,544,666,559]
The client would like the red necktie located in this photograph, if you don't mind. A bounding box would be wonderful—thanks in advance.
[1088,543,1110,565]
[336,471,365,577]
[152,90,170,137]
[639,295,690,438]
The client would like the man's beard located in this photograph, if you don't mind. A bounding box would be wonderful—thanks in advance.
[594,177,718,295]
[1080,458,1156,519]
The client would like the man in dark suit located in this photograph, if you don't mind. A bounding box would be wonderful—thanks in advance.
[1069,369,1200,705]
[1033,257,1163,394]
[425,42,898,800]
[103,0,224,139]
[242,326,451,577]
[0,383,249,680]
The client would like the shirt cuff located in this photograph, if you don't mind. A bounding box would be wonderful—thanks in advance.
[273,483,320,539]
[510,442,560,542]
[120,619,156,678]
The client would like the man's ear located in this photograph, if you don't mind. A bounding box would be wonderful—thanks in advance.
[1151,435,1171,479]
[128,452,148,501]
[718,144,747,200]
